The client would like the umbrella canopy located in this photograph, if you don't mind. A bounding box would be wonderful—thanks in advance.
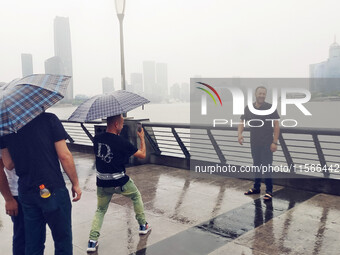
[68,90,150,122]
[0,74,71,136]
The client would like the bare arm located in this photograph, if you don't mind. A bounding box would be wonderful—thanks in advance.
[0,159,18,216]
[54,140,82,202]
[134,128,146,159]
[270,120,280,152]
[1,148,14,170]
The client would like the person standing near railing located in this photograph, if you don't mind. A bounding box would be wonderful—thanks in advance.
[238,86,280,201]
[87,114,150,253]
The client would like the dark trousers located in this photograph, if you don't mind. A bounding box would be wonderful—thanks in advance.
[11,196,25,255]
[19,187,72,255]
[251,144,273,194]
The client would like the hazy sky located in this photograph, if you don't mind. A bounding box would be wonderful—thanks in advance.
[1,0,340,96]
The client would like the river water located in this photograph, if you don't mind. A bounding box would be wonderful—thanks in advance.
[48,101,340,129]
[48,102,190,123]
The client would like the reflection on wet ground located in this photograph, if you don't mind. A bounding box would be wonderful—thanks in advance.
[130,188,315,255]
[0,151,340,254]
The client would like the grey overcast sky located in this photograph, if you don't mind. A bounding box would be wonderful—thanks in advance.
[1,0,340,96]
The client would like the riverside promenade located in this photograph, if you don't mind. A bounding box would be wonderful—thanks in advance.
[1,151,340,255]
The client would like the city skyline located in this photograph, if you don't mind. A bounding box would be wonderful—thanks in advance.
[2,1,340,97]
[310,38,340,94]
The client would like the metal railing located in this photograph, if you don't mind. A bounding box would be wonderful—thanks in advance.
[142,123,340,179]
[61,120,101,146]
[61,120,340,179]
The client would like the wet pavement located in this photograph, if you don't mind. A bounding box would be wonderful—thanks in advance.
[1,151,340,254]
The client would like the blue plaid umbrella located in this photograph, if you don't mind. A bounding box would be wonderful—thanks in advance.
[68,90,150,122]
[0,74,71,136]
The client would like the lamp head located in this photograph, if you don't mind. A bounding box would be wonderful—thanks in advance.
[115,0,126,15]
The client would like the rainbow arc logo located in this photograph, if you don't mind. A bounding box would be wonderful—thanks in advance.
[196,82,222,106]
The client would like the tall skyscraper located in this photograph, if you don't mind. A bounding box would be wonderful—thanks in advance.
[143,61,156,100]
[156,63,168,100]
[54,16,73,101]
[102,77,114,93]
[21,53,33,77]
[131,73,143,95]
[310,38,340,93]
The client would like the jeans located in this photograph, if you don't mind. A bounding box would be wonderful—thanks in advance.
[89,179,146,241]
[19,187,72,255]
[251,144,273,194]
[11,196,25,255]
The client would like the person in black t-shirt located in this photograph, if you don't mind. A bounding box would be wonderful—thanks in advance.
[238,86,280,201]
[1,112,82,255]
[87,114,150,252]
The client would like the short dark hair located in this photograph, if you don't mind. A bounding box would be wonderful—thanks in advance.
[107,114,122,126]
[255,86,267,93]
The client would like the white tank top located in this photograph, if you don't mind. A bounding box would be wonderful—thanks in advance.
[0,151,19,196]
[4,167,19,196]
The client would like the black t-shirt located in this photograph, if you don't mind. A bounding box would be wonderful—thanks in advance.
[241,102,280,146]
[0,113,68,194]
[94,132,138,187]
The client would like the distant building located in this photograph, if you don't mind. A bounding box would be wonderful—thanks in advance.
[74,94,90,104]
[180,82,190,102]
[156,63,168,100]
[75,94,89,100]
[310,38,340,94]
[126,82,134,93]
[170,83,181,100]
[102,77,114,94]
[142,61,169,102]
[54,16,73,101]
[45,56,64,75]
[21,53,33,77]
[131,73,143,95]
[143,61,156,100]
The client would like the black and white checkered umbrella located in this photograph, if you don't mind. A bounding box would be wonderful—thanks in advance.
[68,90,150,122]
[0,74,70,136]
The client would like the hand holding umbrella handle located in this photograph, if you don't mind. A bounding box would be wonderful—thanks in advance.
[137,123,142,133]
[137,126,144,139]
[135,127,146,159]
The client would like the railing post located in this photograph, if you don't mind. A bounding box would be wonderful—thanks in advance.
[144,128,161,155]
[207,129,226,164]
[80,123,94,143]
[312,134,329,178]
[279,133,295,174]
[172,128,190,159]
[66,133,74,143]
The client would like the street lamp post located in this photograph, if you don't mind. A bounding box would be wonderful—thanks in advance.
[115,0,126,91]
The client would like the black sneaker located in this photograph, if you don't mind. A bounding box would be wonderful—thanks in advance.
[87,240,98,252]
